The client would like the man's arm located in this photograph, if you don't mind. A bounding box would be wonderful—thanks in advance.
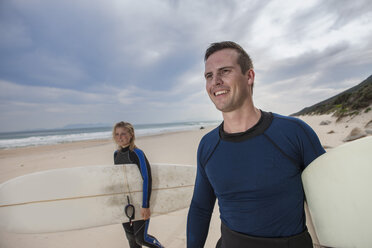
[187,159,216,248]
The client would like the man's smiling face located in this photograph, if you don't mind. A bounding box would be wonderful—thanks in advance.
[204,48,252,113]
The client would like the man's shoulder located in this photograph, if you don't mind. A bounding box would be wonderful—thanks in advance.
[200,125,220,145]
[197,125,221,165]
[271,113,309,129]
[269,113,318,142]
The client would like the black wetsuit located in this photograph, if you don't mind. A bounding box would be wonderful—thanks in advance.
[114,147,163,248]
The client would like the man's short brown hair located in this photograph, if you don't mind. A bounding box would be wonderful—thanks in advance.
[204,41,253,74]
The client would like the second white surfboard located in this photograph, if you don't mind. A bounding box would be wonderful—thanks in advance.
[302,137,372,248]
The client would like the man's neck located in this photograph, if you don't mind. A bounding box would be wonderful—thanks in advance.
[222,106,261,133]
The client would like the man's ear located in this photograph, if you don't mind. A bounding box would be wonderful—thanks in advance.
[246,69,255,95]
[246,69,255,86]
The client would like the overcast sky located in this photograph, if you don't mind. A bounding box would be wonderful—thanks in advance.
[1,0,371,132]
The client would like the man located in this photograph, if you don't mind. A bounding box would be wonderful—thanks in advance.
[187,41,325,248]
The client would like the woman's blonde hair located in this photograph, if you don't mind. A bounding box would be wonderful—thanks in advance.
[112,121,137,151]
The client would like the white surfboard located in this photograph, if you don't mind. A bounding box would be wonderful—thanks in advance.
[0,163,196,233]
[302,136,372,248]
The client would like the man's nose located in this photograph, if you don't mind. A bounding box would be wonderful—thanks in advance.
[213,74,222,85]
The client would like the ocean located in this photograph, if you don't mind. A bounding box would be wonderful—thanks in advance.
[0,121,220,149]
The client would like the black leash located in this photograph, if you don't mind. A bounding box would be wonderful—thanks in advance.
[124,195,135,226]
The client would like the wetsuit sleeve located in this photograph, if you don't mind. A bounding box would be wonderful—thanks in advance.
[297,119,326,168]
[187,142,216,248]
[133,148,152,208]
[269,115,326,171]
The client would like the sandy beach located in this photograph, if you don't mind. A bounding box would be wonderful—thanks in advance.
[1,110,371,248]
[0,127,222,248]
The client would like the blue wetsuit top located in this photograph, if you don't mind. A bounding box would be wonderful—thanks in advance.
[187,111,325,247]
[114,147,152,208]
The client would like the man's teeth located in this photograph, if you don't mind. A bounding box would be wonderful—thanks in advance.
[215,90,228,96]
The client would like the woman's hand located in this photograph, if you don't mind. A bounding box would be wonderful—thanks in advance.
[141,208,151,220]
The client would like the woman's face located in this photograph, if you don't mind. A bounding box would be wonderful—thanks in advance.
[114,127,132,148]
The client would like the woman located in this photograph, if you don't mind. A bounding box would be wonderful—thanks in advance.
[113,121,164,248]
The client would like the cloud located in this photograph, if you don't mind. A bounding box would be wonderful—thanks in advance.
[0,80,107,104]
[0,0,371,132]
